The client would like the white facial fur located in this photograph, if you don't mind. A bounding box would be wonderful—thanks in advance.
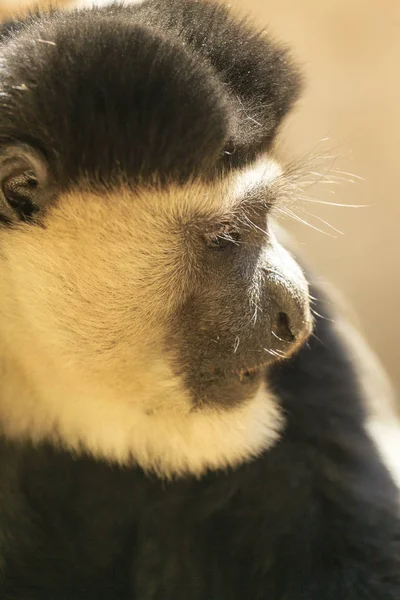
[0,158,288,478]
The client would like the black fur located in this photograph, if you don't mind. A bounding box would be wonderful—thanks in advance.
[0,0,300,187]
[1,291,400,599]
[0,2,399,599]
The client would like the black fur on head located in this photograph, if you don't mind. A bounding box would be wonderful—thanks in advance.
[0,0,301,187]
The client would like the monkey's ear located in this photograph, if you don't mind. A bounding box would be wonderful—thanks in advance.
[0,145,52,223]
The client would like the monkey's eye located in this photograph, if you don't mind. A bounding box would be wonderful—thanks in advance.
[2,170,39,221]
[204,223,240,249]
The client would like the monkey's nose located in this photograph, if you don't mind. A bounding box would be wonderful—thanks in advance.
[271,311,296,343]
[270,300,311,349]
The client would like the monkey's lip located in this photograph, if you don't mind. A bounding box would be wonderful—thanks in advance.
[236,355,282,382]
[236,327,312,382]
[203,325,313,384]
[237,364,269,383]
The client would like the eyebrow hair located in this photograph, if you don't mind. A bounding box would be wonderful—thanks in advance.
[228,157,284,212]
[240,183,278,210]
[186,191,276,240]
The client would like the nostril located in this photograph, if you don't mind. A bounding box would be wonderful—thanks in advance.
[272,312,295,343]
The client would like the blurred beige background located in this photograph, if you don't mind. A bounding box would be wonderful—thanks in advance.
[1,0,399,392]
[230,0,400,392]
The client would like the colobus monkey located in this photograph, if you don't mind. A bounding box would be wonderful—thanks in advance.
[0,1,399,598]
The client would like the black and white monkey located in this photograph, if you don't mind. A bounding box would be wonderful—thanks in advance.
[0,0,399,598]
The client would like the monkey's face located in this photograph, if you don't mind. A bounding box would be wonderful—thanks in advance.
[0,150,311,474]
[0,4,311,476]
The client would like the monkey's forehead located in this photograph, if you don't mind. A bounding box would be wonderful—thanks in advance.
[0,0,301,186]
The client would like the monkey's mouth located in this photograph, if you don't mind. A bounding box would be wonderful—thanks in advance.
[236,322,312,383]
[236,363,270,383]
[196,318,313,393]
[236,358,280,384]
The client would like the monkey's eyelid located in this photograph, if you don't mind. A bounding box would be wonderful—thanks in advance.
[204,222,241,249]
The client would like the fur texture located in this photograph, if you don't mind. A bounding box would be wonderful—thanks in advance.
[0,0,301,182]
[0,165,299,476]
[1,296,400,600]
[0,1,399,599]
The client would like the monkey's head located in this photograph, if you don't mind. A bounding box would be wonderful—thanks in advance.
[0,0,312,477]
